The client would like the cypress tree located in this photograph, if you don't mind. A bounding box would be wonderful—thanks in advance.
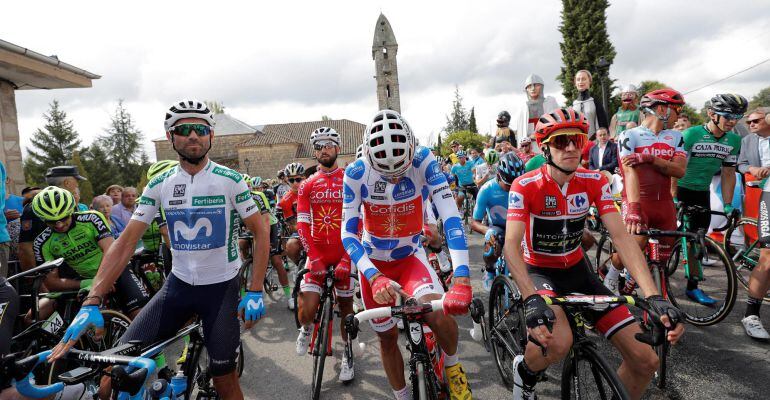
[468,107,478,133]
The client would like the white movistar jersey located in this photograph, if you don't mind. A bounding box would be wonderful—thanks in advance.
[133,160,258,285]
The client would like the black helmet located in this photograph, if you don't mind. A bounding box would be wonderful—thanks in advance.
[497,152,526,185]
[496,111,511,126]
[709,94,748,115]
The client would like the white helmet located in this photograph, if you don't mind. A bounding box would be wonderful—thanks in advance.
[524,74,545,89]
[164,100,215,131]
[356,143,365,159]
[365,110,415,178]
[310,127,340,146]
[284,162,305,177]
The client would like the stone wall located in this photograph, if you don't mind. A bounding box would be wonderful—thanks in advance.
[0,80,25,193]
[153,133,254,162]
[238,143,301,178]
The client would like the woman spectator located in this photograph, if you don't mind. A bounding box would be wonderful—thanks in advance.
[91,194,119,238]
[105,184,123,205]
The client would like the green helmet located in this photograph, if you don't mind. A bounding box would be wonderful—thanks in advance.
[250,176,262,190]
[241,173,251,185]
[32,186,76,221]
[485,150,499,164]
[147,160,179,180]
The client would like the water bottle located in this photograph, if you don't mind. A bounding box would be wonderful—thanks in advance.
[169,371,187,399]
[622,269,636,295]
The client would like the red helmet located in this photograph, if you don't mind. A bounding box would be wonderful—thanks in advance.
[640,88,685,109]
[534,108,588,147]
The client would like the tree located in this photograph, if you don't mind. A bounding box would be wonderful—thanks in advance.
[556,0,616,104]
[69,150,94,204]
[440,130,487,156]
[749,86,770,109]
[102,100,146,186]
[321,115,331,121]
[23,100,82,184]
[205,100,226,114]
[444,85,469,135]
[468,107,478,133]
[81,143,119,196]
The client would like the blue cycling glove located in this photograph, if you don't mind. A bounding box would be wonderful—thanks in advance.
[238,291,265,322]
[61,305,103,343]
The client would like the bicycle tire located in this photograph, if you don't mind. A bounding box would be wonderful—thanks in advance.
[651,263,669,389]
[723,218,770,302]
[311,296,332,400]
[292,269,307,329]
[488,276,525,389]
[263,264,280,302]
[593,231,613,278]
[560,344,630,400]
[666,236,738,326]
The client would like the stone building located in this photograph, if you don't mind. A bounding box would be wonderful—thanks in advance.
[373,13,401,113]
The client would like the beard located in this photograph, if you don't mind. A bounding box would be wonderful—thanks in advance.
[319,153,338,168]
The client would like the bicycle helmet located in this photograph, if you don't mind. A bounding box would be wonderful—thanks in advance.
[456,150,467,158]
[365,109,416,178]
[639,89,685,109]
[32,186,76,222]
[355,144,365,159]
[310,127,340,146]
[277,170,286,179]
[284,162,305,177]
[534,108,589,147]
[146,160,179,181]
[497,153,526,186]
[164,100,215,131]
[709,94,748,115]
[496,111,511,126]
[250,176,263,190]
[435,156,446,165]
[484,150,499,164]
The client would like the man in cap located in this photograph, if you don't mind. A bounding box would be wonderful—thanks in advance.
[515,74,560,144]
[609,85,643,138]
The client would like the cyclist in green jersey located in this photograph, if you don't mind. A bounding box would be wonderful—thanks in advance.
[31,186,150,319]
[677,93,747,305]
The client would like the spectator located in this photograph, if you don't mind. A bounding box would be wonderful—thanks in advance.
[482,141,493,157]
[609,85,643,139]
[111,186,137,233]
[494,137,513,155]
[515,74,559,144]
[21,186,41,205]
[73,187,88,211]
[572,70,608,139]
[448,140,461,164]
[468,148,484,169]
[737,107,770,179]
[105,184,123,205]
[673,114,691,132]
[516,137,536,163]
[4,177,23,219]
[0,161,8,278]
[474,150,498,187]
[588,128,619,172]
[91,195,119,238]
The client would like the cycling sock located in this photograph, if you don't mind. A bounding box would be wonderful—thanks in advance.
[605,265,620,280]
[686,279,698,291]
[518,359,539,386]
[393,386,410,400]
[443,351,459,367]
[283,285,291,298]
[154,353,166,369]
[746,297,763,317]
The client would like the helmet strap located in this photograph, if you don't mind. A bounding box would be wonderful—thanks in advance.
[544,147,577,175]
[172,134,211,165]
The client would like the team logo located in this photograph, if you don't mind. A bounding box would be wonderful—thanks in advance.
[426,162,444,185]
[374,181,387,193]
[313,205,341,235]
[173,184,186,197]
[509,191,524,210]
[567,193,589,214]
[601,184,613,201]
[392,178,416,201]
[166,208,226,250]
[545,195,557,209]
[346,159,366,180]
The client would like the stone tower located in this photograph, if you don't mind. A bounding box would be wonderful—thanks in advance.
[372,13,400,113]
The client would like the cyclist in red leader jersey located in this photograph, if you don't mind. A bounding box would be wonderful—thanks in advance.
[504,108,685,400]
[603,89,688,294]
[293,127,356,383]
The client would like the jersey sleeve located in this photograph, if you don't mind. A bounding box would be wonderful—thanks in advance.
[723,134,741,167]
[418,148,470,278]
[592,175,618,216]
[279,191,296,219]
[681,127,696,152]
[251,192,270,215]
[32,230,50,265]
[295,179,317,260]
[507,181,529,222]
[133,181,161,225]
[19,205,40,243]
[231,178,259,220]
[84,211,113,241]
[341,160,379,281]
[617,129,635,158]
[673,132,687,158]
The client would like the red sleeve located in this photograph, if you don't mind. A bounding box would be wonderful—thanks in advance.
[506,181,529,222]
[279,191,296,218]
[296,180,313,252]
[592,175,618,216]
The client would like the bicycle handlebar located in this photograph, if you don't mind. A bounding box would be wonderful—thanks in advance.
[345,298,444,341]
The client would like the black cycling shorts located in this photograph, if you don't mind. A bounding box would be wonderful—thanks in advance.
[676,186,711,232]
[119,273,241,376]
[114,268,152,314]
[270,223,282,256]
[1,278,20,389]
[527,258,635,339]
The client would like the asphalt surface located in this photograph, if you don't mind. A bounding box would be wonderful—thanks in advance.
[238,233,770,400]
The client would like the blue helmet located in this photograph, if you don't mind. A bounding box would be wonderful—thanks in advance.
[497,152,525,185]
[456,150,467,158]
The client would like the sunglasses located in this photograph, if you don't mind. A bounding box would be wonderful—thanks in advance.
[170,123,212,137]
[44,215,71,226]
[747,118,763,125]
[313,143,337,151]
[544,133,587,150]
[715,111,744,121]
[288,177,304,184]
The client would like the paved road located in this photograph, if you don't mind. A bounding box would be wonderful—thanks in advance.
[239,234,770,399]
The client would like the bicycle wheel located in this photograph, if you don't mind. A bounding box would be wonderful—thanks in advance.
[723,218,770,302]
[184,336,219,400]
[650,263,669,389]
[311,296,332,400]
[593,231,612,278]
[666,236,738,326]
[488,276,525,389]
[561,344,630,400]
[263,264,280,301]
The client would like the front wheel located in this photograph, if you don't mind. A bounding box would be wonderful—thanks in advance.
[723,218,770,302]
[561,344,630,400]
[488,276,525,389]
[311,296,331,400]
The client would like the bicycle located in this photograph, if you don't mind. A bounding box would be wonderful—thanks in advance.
[458,184,477,233]
[292,265,358,399]
[129,247,166,295]
[345,289,447,400]
[239,232,281,301]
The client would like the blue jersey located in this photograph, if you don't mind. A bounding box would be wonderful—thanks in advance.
[451,162,475,186]
[473,179,509,228]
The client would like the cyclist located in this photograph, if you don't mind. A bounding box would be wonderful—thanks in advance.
[603,89,688,294]
[274,170,291,201]
[342,110,473,400]
[50,100,270,400]
[676,94,746,305]
[294,127,357,382]
[451,150,477,213]
[279,162,306,297]
[31,186,150,320]
[473,149,499,187]
[471,152,525,290]
[505,108,684,400]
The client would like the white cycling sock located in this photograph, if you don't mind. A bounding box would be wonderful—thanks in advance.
[605,264,620,280]
[444,351,459,367]
[393,386,410,400]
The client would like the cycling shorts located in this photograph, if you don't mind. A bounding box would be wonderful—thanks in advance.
[269,224,283,256]
[621,199,676,261]
[358,253,445,333]
[455,184,478,199]
[528,258,635,339]
[119,273,241,376]
[301,247,354,298]
[676,186,711,232]
[113,268,152,314]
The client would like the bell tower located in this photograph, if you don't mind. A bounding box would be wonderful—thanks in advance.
[372,13,400,113]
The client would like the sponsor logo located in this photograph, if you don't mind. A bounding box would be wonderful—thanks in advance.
[392,178,416,201]
[692,143,731,155]
[168,200,185,205]
[432,185,449,195]
[166,207,226,250]
[640,146,674,158]
[192,196,226,206]
[235,191,252,204]
[426,162,444,185]
[601,184,613,201]
[138,196,156,206]
[371,195,386,200]
[374,181,387,193]
[346,160,366,180]
[409,322,423,344]
[761,202,770,238]
[310,190,343,201]
[369,203,416,215]
[0,302,8,324]
[442,193,453,199]
[545,195,557,209]
[567,193,589,214]
[245,204,256,212]
[173,185,186,197]
[518,173,542,186]
[509,191,524,210]
[212,166,242,183]
[133,211,145,217]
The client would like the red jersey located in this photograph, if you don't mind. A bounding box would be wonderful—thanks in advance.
[507,166,617,268]
[296,168,345,266]
[617,126,685,200]
[279,190,298,219]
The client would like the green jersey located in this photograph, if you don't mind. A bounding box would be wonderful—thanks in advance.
[252,191,276,225]
[525,154,546,172]
[613,108,641,136]
[678,125,741,191]
[33,211,113,279]
[141,213,166,252]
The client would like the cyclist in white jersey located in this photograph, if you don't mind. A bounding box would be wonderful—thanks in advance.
[50,100,270,400]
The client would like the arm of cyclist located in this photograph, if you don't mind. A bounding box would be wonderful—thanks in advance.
[721,165,737,212]
[295,179,322,274]
[649,154,686,178]
[619,162,645,234]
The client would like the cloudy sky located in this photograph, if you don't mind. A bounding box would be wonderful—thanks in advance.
[3,0,770,160]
